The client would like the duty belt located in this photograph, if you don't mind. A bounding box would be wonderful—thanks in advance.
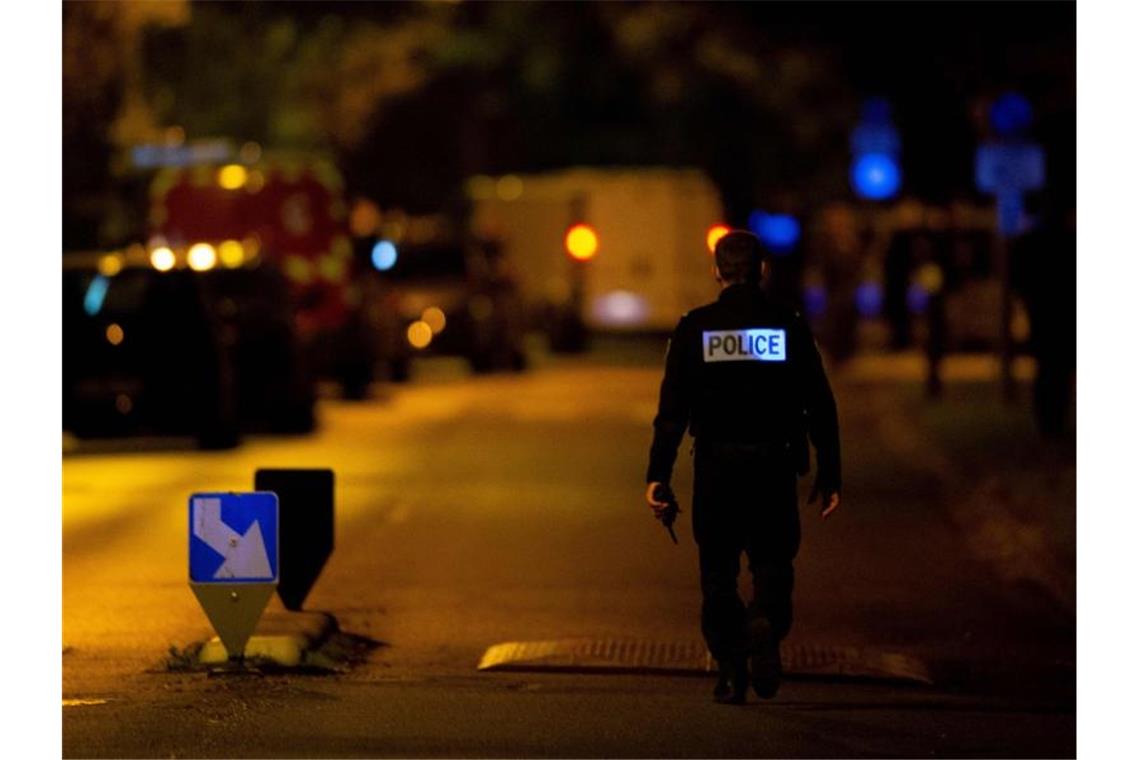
[695,439,792,457]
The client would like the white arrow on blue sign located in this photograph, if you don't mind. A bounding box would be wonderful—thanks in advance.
[190,492,279,583]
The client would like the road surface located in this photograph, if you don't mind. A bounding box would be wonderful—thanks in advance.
[63,346,1075,757]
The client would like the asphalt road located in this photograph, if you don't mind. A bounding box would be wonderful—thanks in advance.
[62,347,1075,758]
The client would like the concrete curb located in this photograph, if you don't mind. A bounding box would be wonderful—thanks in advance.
[198,611,338,667]
[477,638,935,686]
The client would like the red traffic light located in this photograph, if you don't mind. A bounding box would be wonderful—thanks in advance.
[565,223,599,261]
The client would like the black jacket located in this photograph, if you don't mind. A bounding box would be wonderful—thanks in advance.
[646,283,841,490]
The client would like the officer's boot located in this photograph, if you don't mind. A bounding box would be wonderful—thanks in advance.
[748,617,782,699]
[713,658,749,705]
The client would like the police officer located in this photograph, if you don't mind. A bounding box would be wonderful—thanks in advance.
[646,230,841,704]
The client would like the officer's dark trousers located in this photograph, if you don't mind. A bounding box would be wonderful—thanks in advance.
[692,441,801,665]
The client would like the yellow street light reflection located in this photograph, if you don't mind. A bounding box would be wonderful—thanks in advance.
[407,320,433,349]
[150,246,176,271]
[239,141,262,164]
[496,174,524,201]
[218,239,244,268]
[284,255,313,283]
[421,306,446,334]
[217,164,248,190]
[245,169,265,193]
[916,262,944,293]
[187,243,217,271]
[98,254,123,277]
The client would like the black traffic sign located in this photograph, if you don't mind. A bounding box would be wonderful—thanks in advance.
[253,468,334,611]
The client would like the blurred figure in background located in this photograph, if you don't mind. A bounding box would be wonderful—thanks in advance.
[471,237,527,372]
[816,203,863,363]
[911,222,949,397]
[884,198,926,350]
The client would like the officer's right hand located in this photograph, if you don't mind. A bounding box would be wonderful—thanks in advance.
[646,482,669,512]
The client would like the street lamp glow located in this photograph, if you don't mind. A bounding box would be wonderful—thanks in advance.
[421,306,446,334]
[706,224,730,254]
[98,253,123,277]
[218,239,244,268]
[217,164,248,190]
[406,320,433,349]
[187,243,218,271]
[496,174,524,201]
[150,246,176,271]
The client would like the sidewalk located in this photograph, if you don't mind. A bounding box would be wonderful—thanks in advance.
[838,353,1075,613]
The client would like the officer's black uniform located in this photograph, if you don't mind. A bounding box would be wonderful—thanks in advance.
[647,280,841,673]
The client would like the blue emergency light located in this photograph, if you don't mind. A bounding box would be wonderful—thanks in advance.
[854,281,884,318]
[906,282,930,315]
[748,211,800,255]
[83,275,110,317]
[851,153,901,201]
[990,92,1033,138]
[371,240,398,271]
[803,284,827,319]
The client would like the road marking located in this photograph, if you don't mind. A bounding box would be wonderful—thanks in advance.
[63,699,109,707]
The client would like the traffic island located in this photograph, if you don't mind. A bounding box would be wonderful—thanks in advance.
[164,611,383,674]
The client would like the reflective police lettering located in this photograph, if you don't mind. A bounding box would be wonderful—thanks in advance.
[702,328,787,362]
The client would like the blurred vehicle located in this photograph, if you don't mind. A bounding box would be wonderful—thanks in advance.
[365,238,527,374]
[147,154,387,398]
[63,249,314,448]
[466,168,724,336]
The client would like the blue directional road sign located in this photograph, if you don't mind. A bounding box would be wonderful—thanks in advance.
[975,143,1045,196]
[975,142,1045,237]
[190,492,279,583]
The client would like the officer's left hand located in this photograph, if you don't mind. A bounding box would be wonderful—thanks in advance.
[820,491,841,519]
[809,486,841,519]
[646,482,669,512]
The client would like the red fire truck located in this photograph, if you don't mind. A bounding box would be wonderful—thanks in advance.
[148,156,391,398]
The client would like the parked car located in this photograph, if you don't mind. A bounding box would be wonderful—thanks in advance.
[369,238,527,374]
[63,251,315,448]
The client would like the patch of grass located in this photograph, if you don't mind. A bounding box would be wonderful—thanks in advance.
[163,643,204,671]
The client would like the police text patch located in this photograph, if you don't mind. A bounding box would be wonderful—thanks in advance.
[702,328,787,362]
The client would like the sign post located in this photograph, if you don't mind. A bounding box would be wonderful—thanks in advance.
[975,141,1045,401]
[189,492,279,663]
[253,469,334,611]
